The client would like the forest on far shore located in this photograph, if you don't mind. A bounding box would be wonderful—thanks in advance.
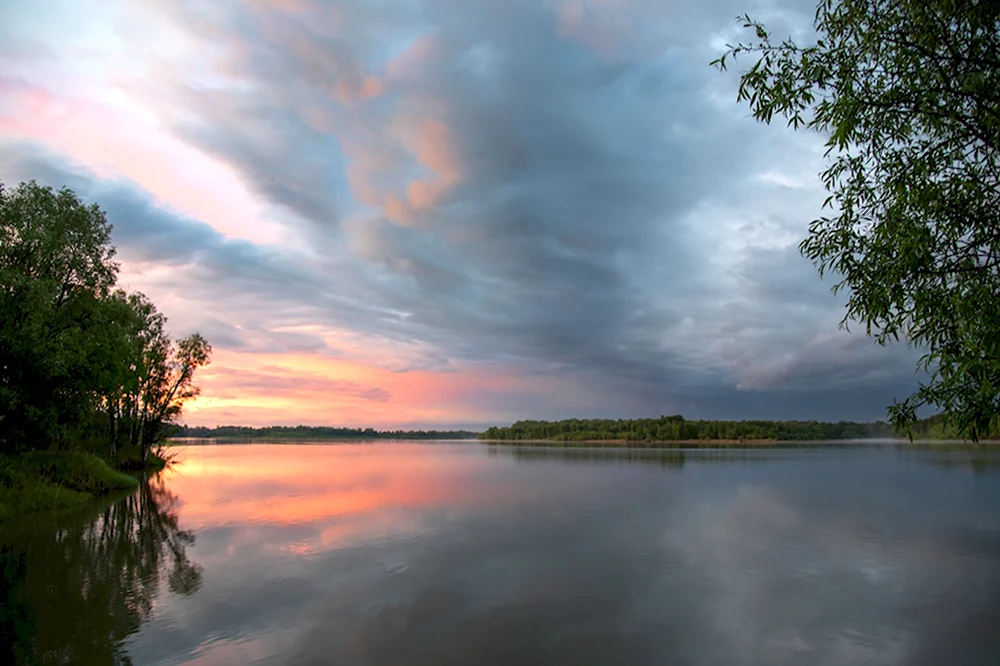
[479,414,998,442]
[174,413,1000,444]
[174,425,479,440]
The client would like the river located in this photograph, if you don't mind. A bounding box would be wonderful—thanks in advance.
[3,442,1000,665]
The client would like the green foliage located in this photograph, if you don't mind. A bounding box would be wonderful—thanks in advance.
[115,451,168,473]
[482,413,998,443]
[0,181,118,450]
[99,290,213,459]
[0,452,138,520]
[904,412,1000,440]
[10,452,138,494]
[712,0,1000,440]
[479,415,897,442]
[0,180,211,461]
[175,425,479,440]
[0,472,90,520]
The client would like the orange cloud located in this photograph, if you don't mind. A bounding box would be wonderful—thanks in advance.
[404,119,461,210]
[412,120,460,178]
[382,193,412,225]
[343,114,464,225]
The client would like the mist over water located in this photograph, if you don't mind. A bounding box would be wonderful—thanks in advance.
[4,443,1000,665]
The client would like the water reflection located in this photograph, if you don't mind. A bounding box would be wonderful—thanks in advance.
[487,443,823,467]
[6,444,1000,665]
[0,477,201,665]
[895,449,1000,474]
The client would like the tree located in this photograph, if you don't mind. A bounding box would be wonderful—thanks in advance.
[134,330,212,461]
[93,292,212,461]
[0,181,118,451]
[712,0,1000,439]
[0,180,211,456]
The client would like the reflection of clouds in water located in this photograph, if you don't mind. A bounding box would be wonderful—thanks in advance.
[128,446,1000,666]
[658,484,916,665]
[656,479,1000,666]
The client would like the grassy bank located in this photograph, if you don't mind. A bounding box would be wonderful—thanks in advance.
[0,451,145,520]
[115,449,169,473]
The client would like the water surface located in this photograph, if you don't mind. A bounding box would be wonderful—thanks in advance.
[4,443,1000,665]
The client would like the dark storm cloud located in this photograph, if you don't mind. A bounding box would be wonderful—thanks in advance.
[722,245,921,391]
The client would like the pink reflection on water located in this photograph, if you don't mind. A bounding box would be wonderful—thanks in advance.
[163,443,497,542]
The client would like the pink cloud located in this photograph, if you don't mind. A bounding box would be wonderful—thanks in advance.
[342,112,464,226]
[0,78,288,245]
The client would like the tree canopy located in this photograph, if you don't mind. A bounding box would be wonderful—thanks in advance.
[713,0,1000,439]
[479,415,899,442]
[479,414,997,443]
[0,180,211,460]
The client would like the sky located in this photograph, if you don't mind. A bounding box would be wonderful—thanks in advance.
[0,0,923,430]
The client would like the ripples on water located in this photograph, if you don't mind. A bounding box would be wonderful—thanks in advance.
[3,443,1000,665]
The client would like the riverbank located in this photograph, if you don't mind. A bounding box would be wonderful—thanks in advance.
[0,451,166,520]
[481,438,1000,448]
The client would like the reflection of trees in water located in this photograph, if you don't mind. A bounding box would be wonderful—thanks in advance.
[896,449,1000,474]
[490,445,685,469]
[487,444,817,469]
[0,476,201,665]
[494,444,1000,473]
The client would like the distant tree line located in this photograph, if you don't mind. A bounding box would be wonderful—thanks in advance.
[480,415,910,442]
[1,181,211,462]
[904,414,1000,441]
[174,425,479,440]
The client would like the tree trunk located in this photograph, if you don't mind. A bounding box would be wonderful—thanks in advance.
[108,398,117,459]
[139,413,147,459]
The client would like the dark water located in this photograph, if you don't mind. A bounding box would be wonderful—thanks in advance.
[3,443,1000,665]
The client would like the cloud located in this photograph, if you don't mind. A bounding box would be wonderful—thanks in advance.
[0,0,926,424]
[202,367,391,403]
